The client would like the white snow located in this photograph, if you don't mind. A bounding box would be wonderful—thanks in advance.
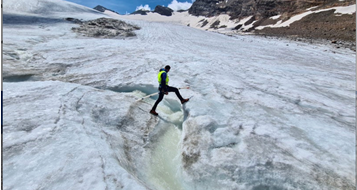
[3,0,356,190]
[109,11,242,33]
[270,14,281,20]
[334,4,356,14]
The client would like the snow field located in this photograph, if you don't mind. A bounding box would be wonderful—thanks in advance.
[3,0,356,189]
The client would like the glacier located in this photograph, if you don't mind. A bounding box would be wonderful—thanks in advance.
[3,0,356,190]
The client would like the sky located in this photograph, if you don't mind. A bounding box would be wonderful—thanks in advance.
[65,0,196,14]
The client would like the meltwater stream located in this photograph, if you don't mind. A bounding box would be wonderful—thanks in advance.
[146,124,185,190]
[135,91,189,190]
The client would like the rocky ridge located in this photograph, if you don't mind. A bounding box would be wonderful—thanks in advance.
[93,5,120,15]
[70,17,141,38]
[131,9,151,15]
[154,5,174,16]
[131,5,174,16]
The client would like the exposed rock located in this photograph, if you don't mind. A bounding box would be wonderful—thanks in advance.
[154,5,174,16]
[210,20,220,29]
[93,5,120,15]
[71,17,141,39]
[93,5,107,12]
[189,0,355,19]
[234,24,243,30]
[201,20,209,27]
[131,10,150,15]
[65,17,82,24]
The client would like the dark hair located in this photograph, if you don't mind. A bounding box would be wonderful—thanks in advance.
[165,65,171,70]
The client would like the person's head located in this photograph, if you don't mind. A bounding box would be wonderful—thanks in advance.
[165,65,171,72]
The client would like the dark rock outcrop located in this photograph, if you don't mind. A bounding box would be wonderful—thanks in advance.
[93,5,120,15]
[65,17,82,24]
[71,18,141,39]
[154,5,174,16]
[131,10,151,15]
[93,5,107,12]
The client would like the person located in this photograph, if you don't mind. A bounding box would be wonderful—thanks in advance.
[150,65,189,116]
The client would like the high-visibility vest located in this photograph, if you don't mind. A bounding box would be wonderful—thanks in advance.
[158,70,169,85]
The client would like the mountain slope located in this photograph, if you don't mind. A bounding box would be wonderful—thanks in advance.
[189,0,355,19]
[188,0,356,43]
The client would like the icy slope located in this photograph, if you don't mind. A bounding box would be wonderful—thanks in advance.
[3,0,356,189]
[4,0,99,15]
[4,81,151,190]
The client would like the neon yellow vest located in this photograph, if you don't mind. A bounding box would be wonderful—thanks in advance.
[158,70,169,85]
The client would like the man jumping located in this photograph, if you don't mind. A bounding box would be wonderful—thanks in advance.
[150,65,189,116]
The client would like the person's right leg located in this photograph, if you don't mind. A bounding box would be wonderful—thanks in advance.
[167,86,184,101]
[167,86,189,104]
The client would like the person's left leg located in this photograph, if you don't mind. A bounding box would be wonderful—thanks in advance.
[151,92,164,111]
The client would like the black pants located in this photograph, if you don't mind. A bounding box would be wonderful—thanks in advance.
[151,86,184,111]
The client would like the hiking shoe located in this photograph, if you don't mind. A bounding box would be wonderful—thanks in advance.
[150,110,158,116]
[181,98,189,104]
